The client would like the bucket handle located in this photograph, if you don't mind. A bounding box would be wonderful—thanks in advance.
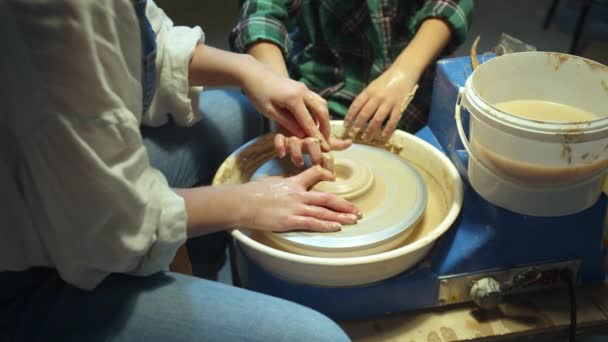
[455,87,474,158]
[455,88,489,168]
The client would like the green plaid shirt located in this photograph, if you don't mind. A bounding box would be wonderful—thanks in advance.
[230,0,473,132]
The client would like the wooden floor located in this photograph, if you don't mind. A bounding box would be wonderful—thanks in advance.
[170,245,608,341]
[340,285,608,341]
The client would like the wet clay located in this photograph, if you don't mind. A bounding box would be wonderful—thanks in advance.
[215,123,451,256]
[251,144,427,250]
[472,138,608,185]
[494,100,598,123]
[392,162,446,246]
[248,151,389,218]
[546,52,571,71]
[470,100,606,185]
[311,147,420,221]
[249,154,448,253]
[312,158,375,201]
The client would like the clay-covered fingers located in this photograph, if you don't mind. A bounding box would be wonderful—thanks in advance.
[299,205,359,225]
[344,92,369,129]
[285,90,330,151]
[321,153,334,173]
[275,135,324,167]
[274,134,287,158]
[282,216,343,232]
[328,137,352,150]
[305,92,331,142]
[362,105,391,141]
[302,137,323,165]
[277,134,348,170]
[267,107,305,139]
[303,191,361,217]
[381,107,403,140]
[281,187,361,232]
[287,138,305,167]
[349,99,380,138]
[294,165,336,189]
[275,134,353,172]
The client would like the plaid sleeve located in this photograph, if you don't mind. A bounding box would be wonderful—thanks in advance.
[229,0,294,56]
[409,0,474,48]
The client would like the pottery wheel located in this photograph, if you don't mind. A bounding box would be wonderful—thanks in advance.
[250,144,428,257]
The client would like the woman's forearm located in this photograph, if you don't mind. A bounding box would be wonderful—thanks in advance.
[173,186,245,238]
[187,44,261,87]
[390,18,452,78]
[246,41,290,77]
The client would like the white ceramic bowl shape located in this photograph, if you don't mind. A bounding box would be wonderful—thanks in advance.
[212,121,464,287]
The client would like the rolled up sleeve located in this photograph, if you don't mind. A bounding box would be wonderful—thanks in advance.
[410,0,474,51]
[229,0,293,57]
[23,114,187,290]
[6,0,187,290]
[144,0,205,127]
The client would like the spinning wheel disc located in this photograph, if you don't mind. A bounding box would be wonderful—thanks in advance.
[251,144,427,257]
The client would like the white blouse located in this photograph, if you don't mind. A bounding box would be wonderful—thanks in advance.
[0,0,204,290]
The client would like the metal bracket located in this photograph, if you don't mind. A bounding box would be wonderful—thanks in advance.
[437,260,581,306]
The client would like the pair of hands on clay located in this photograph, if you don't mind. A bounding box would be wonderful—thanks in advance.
[242,62,418,234]
[270,93,352,171]
[271,67,418,170]
[236,61,361,232]
[182,46,360,235]
[230,18,449,234]
[240,64,351,169]
[241,69,332,152]
[253,68,416,233]
[264,89,352,170]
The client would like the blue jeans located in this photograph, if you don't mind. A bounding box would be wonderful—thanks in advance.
[0,269,349,341]
[142,88,264,189]
[0,89,349,341]
[142,89,263,279]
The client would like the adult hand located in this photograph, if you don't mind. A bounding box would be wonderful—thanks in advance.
[241,63,331,151]
[273,133,352,172]
[344,68,418,141]
[238,166,361,232]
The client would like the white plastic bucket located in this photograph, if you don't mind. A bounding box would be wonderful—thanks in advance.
[455,52,608,216]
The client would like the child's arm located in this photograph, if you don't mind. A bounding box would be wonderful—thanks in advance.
[247,41,290,77]
[344,18,452,140]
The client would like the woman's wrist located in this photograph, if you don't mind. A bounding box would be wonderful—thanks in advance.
[235,54,268,93]
[228,184,253,228]
[234,54,258,87]
[173,185,250,237]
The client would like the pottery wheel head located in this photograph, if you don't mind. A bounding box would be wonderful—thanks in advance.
[250,144,428,253]
[313,158,374,200]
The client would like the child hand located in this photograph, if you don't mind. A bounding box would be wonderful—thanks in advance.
[344,68,418,141]
[274,133,352,172]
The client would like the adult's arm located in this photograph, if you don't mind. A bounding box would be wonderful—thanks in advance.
[4,0,187,290]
